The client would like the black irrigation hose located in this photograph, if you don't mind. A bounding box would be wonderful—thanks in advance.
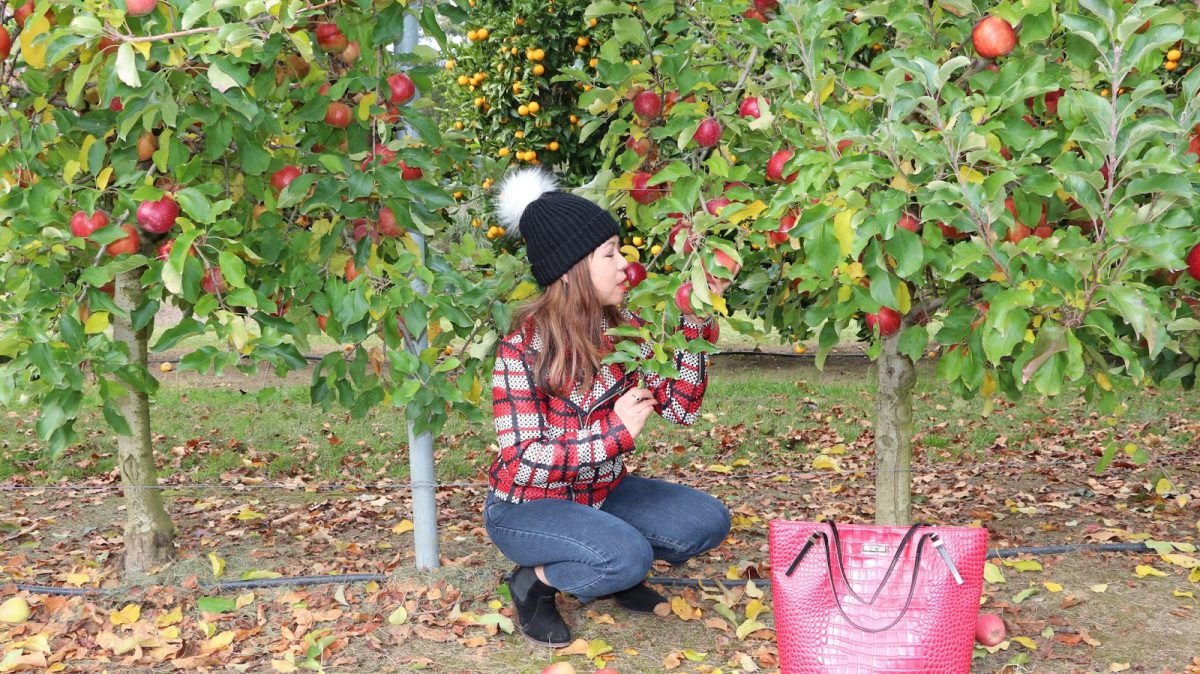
[11,543,1157,597]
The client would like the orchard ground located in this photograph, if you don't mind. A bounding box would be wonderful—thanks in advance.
[2,313,1198,673]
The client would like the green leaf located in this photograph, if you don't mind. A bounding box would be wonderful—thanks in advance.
[175,188,213,224]
[1104,286,1159,354]
[206,60,242,92]
[196,597,238,614]
[217,252,247,289]
[115,42,141,87]
[163,229,200,295]
[131,300,160,332]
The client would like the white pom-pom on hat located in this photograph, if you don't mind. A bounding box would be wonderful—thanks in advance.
[494,167,558,237]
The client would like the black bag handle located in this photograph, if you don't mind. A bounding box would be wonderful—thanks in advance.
[785,522,925,606]
[817,531,935,633]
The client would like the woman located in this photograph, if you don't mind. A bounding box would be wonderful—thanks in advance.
[484,168,732,647]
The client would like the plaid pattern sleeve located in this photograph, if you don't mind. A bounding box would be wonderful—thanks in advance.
[490,336,636,505]
[637,313,715,426]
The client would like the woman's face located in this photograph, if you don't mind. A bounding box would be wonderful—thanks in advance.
[587,236,628,306]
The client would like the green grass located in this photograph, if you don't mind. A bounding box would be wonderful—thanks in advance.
[2,349,1195,486]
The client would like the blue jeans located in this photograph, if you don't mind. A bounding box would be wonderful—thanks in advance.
[484,474,731,603]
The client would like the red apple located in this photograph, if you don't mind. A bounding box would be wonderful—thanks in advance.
[766,148,797,184]
[706,196,732,216]
[1187,242,1200,282]
[743,7,767,22]
[738,96,763,119]
[630,171,662,204]
[136,195,179,234]
[753,0,779,12]
[13,0,34,27]
[339,41,360,64]
[723,181,749,195]
[351,218,379,244]
[125,0,157,17]
[769,211,798,245]
[975,612,1006,647]
[317,315,328,332]
[271,165,302,194]
[1044,89,1064,117]
[315,22,348,53]
[668,219,694,254]
[377,206,402,237]
[109,97,124,112]
[625,136,655,157]
[972,16,1017,59]
[386,73,416,105]
[633,91,662,119]
[360,145,398,171]
[896,211,921,234]
[674,281,694,314]
[398,161,423,181]
[345,258,359,281]
[1188,132,1200,160]
[937,221,967,241]
[705,249,741,281]
[693,117,722,147]
[70,210,109,239]
[1003,197,1039,244]
[1033,224,1054,239]
[624,260,647,289]
[156,239,196,261]
[325,101,352,128]
[0,28,11,62]
[540,663,576,674]
[865,307,902,336]
[106,224,141,256]
[201,267,224,295]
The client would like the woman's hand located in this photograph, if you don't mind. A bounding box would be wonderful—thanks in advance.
[613,387,657,440]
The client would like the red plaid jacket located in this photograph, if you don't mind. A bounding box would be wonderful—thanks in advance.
[489,308,717,508]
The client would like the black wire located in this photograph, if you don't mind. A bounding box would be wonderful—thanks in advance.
[13,542,1156,596]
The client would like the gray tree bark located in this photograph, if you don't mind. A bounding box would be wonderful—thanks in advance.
[874,331,917,526]
[112,268,176,574]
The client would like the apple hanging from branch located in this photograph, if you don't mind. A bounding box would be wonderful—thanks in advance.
[865,307,902,336]
[136,195,179,234]
[972,16,1017,59]
[70,210,109,239]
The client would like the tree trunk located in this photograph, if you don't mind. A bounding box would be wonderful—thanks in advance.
[113,269,176,575]
[874,331,917,526]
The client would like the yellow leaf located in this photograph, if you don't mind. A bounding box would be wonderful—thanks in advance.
[84,311,110,335]
[205,630,235,651]
[982,370,996,399]
[1155,478,1175,497]
[271,660,299,673]
[510,280,538,301]
[736,619,767,640]
[1134,565,1167,577]
[959,165,985,184]
[392,519,415,534]
[387,606,408,625]
[235,592,255,609]
[1096,371,1113,391]
[1161,553,1199,569]
[357,92,378,122]
[1005,560,1042,572]
[62,160,81,186]
[110,604,141,626]
[890,173,914,193]
[833,209,856,257]
[682,649,707,662]
[726,566,742,580]
[731,458,751,467]
[1110,663,1130,672]
[711,294,729,316]
[745,599,764,621]
[208,552,225,578]
[818,75,835,104]
[812,455,840,471]
[1173,589,1195,599]
[706,464,733,474]
[236,508,266,520]
[1011,636,1037,650]
[1090,583,1108,593]
[19,16,50,68]
[1190,568,1200,584]
[745,579,764,599]
[983,564,1007,585]
[239,570,282,580]
[620,244,640,262]
[159,625,179,639]
[896,280,912,315]
[96,167,114,192]
[971,107,986,124]
[132,41,151,59]
[825,443,847,455]
[154,606,182,627]
[65,573,90,587]
[670,596,700,621]
[1043,581,1063,593]
[727,200,767,224]
[586,638,613,658]
[558,638,591,655]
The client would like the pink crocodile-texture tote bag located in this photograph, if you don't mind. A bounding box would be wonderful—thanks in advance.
[769,520,988,673]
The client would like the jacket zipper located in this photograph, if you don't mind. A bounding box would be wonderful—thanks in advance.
[579,377,631,428]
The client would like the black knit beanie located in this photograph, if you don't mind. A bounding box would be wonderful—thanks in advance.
[494,168,620,287]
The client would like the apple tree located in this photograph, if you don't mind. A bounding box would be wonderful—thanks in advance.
[0,0,514,573]
[566,0,1200,525]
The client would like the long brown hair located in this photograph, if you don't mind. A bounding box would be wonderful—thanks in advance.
[511,255,630,398]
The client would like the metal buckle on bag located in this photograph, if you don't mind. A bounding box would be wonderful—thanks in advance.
[931,534,964,585]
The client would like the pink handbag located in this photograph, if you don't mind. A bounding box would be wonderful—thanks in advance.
[769,520,988,673]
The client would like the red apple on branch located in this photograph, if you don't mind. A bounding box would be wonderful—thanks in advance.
[865,307,902,336]
[124,0,157,17]
[1187,242,1200,282]
[377,206,402,237]
[201,267,224,294]
[769,211,798,245]
[706,196,732,216]
[398,161,423,181]
[625,136,655,158]
[0,27,12,62]
[674,281,695,314]
[766,148,797,184]
[339,41,360,64]
[325,101,352,128]
[693,118,722,147]
[624,260,647,289]
[271,165,302,194]
[315,22,348,53]
[972,16,1017,59]
[70,210,109,239]
[156,238,196,261]
[633,91,662,119]
[738,96,764,120]
[386,73,416,105]
[137,195,179,234]
[897,211,921,234]
[106,225,141,256]
[668,219,694,254]
[630,171,663,204]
